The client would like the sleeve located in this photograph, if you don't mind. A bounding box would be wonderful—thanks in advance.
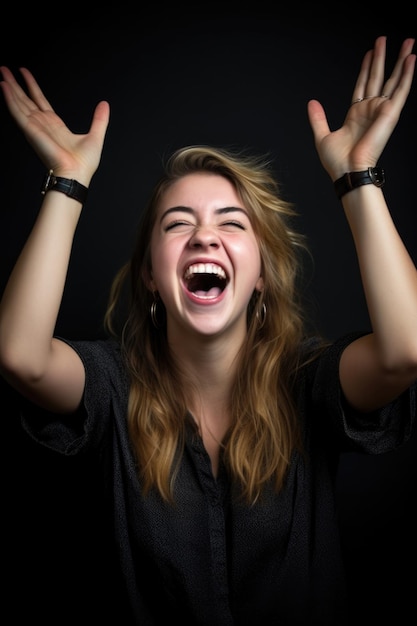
[304,332,416,454]
[20,338,129,457]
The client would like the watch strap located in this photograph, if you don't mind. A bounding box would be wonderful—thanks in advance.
[41,170,88,205]
[334,167,385,199]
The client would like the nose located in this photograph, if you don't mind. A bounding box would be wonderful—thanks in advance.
[188,225,220,249]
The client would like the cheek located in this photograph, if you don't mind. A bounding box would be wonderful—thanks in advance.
[149,238,165,292]
[150,240,178,294]
[235,239,262,276]
[230,239,263,297]
[150,256,167,292]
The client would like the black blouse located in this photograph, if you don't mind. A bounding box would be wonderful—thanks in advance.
[21,333,415,625]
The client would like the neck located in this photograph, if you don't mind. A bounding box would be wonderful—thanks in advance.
[167,325,244,471]
[169,328,243,385]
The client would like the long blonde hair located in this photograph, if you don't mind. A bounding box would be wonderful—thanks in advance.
[105,145,315,504]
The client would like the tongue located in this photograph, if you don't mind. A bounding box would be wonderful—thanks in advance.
[194,287,222,298]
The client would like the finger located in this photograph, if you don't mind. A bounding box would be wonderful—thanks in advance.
[351,48,374,103]
[0,66,36,121]
[381,38,415,97]
[19,67,55,112]
[388,53,416,111]
[364,36,387,98]
[89,100,111,145]
[307,99,330,145]
[0,65,49,121]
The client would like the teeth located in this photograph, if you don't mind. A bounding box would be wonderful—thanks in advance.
[184,263,226,280]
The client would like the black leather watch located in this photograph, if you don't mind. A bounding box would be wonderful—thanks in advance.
[41,169,88,205]
[334,167,385,199]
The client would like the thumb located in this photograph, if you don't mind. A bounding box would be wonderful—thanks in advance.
[307,99,330,145]
[89,100,110,144]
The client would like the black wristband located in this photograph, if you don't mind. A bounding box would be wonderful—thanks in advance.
[334,167,385,199]
[41,169,88,205]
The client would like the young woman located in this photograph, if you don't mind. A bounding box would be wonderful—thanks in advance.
[0,36,416,624]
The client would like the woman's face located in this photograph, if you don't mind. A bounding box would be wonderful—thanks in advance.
[149,172,264,342]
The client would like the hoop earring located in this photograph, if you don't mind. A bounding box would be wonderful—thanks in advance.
[256,302,267,329]
[150,294,160,328]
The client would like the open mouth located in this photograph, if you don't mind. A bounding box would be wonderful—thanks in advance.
[184,263,228,298]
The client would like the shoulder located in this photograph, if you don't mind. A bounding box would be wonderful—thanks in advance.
[60,336,128,389]
[295,331,369,401]
[299,331,368,371]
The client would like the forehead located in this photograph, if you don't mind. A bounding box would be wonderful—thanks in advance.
[157,172,242,213]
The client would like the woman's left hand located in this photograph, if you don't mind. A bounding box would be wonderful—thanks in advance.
[307,36,416,181]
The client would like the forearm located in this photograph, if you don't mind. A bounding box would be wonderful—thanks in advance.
[343,184,417,371]
[0,191,82,380]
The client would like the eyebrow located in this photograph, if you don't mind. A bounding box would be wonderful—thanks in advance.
[159,206,247,223]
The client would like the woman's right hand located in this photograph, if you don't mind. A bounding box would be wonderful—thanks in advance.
[0,66,110,186]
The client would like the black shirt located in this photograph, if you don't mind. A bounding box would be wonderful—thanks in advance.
[21,333,415,625]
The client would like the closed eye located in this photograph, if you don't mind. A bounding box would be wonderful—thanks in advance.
[165,220,195,232]
[165,220,246,232]
[220,220,246,230]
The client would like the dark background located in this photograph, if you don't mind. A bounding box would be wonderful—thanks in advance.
[1,8,416,624]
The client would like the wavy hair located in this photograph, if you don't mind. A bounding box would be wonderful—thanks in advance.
[105,145,317,504]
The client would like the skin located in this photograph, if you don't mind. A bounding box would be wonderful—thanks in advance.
[149,172,264,346]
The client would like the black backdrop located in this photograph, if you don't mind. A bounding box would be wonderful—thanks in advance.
[1,8,416,624]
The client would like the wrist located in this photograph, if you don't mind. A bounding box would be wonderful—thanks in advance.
[41,169,89,205]
[334,167,385,199]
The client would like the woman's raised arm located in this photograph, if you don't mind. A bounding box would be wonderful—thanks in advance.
[0,67,110,412]
[308,36,417,411]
